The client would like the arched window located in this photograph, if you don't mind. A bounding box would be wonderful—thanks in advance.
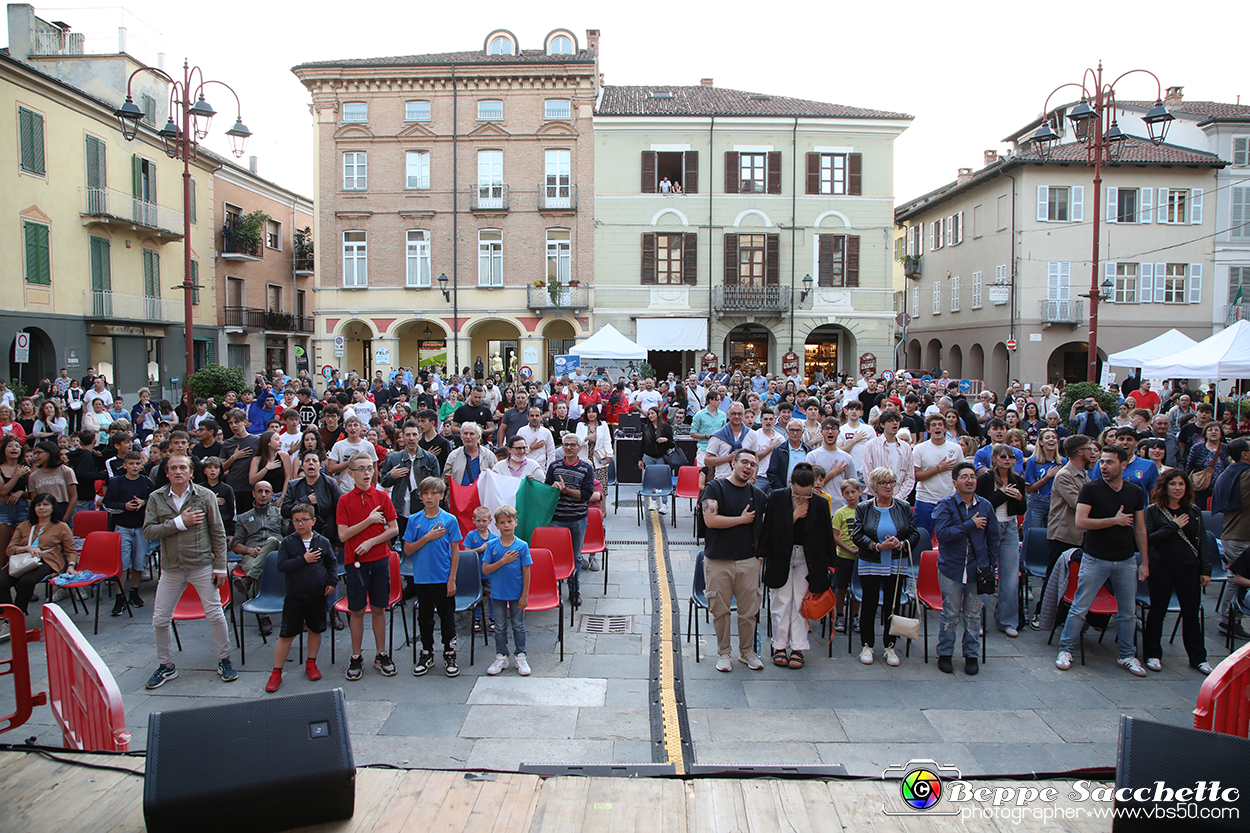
[488,35,513,55]
[549,35,573,55]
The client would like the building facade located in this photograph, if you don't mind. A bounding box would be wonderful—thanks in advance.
[292,28,598,384]
[592,83,911,383]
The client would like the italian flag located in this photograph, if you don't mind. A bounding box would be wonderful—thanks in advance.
[448,468,560,543]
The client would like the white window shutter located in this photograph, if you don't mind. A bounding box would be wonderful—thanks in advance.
[1191,188,1204,224]
[1060,262,1071,299]
[1140,262,1154,302]
[957,211,964,243]
[1047,262,1059,300]
[1140,186,1153,223]
[1155,263,1166,302]
[1104,261,1117,303]
[1158,188,1169,224]
[1188,264,1202,303]
[1071,186,1084,222]
[1037,185,1049,221]
[944,216,952,246]
[1106,187,1118,222]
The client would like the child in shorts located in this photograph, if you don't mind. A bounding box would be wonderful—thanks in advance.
[482,505,532,676]
[461,505,497,634]
[264,503,337,692]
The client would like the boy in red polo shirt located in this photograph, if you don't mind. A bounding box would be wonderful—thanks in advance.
[335,450,399,681]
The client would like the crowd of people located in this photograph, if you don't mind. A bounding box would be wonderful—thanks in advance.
[2,360,1248,689]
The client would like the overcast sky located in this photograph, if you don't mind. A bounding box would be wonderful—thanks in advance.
[24,0,1244,202]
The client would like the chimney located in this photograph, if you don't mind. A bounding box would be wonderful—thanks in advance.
[248,156,258,174]
[7,4,35,62]
[957,167,973,185]
[701,78,714,87]
[1164,85,1183,107]
[983,149,999,166]
[585,29,600,54]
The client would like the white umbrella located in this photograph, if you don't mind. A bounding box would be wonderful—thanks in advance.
[1141,320,1250,378]
[1107,329,1197,368]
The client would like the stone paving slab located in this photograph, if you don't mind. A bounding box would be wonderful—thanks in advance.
[467,677,607,707]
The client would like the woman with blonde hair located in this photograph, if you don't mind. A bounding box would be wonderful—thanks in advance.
[851,466,921,667]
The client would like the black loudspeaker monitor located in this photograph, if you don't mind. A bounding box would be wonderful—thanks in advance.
[1113,715,1250,832]
[615,437,643,484]
[144,689,355,833]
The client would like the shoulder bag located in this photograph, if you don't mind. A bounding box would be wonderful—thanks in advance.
[1190,449,1217,492]
[8,526,44,577]
[888,535,921,641]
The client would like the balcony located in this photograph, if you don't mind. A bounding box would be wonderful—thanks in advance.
[224,306,266,329]
[1226,304,1250,325]
[1039,299,1084,326]
[294,253,315,276]
[79,187,183,239]
[538,184,577,211]
[219,227,262,261]
[527,284,588,314]
[469,184,509,212]
[223,307,313,333]
[904,255,921,278]
[713,284,793,317]
[85,290,181,323]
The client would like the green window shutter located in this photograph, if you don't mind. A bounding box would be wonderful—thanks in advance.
[143,249,160,297]
[132,154,142,198]
[205,337,216,365]
[89,236,112,291]
[190,259,200,305]
[189,177,197,224]
[19,108,45,176]
[24,222,50,285]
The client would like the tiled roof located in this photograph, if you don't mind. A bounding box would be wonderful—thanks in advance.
[293,49,595,71]
[1012,135,1224,165]
[595,85,911,120]
[1119,100,1250,121]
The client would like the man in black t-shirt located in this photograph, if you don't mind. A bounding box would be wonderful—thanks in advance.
[296,388,322,429]
[415,409,451,471]
[1056,445,1148,677]
[701,449,767,672]
[451,386,494,438]
[899,394,925,439]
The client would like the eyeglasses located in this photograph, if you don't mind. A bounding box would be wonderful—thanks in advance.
[293,517,314,524]
[349,466,372,473]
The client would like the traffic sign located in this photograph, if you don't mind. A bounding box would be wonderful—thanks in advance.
[14,332,29,364]
[333,336,345,349]
[958,379,973,394]
[879,370,895,382]
[519,365,533,381]
[895,312,912,328]
[921,374,933,385]
[1006,338,1018,350]
[321,365,334,380]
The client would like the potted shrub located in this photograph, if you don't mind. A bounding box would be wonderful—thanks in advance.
[229,210,270,256]
[293,227,314,271]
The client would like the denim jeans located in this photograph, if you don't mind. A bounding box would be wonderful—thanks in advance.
[994,519,1020,631]
[1058,553,1139,659]
[117,525,151,572]
[492,598,526,656]
[913,501,936,543]
[937,573,981,658]
[550,516,587,592]
[1024,491,1049,533]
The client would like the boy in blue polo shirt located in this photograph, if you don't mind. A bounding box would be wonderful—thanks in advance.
[483,504,532,676]
[403,476,462,677]
[461,505,497,634]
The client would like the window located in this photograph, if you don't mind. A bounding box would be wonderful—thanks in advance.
[739,153,766,193]
[1047,262,1071,302]
[342,152,367,190]
[342,102,367,123]
[656,234,684,284]
[343,231,367,287]
[18,106,45,175]
[266,219,281,250]
[972,204,983,238]
[1049,187,1069,221]
[477,100,503,121]
[1165,189,1188,224]
[819,154,845,195]
[971,271,982,309]
[641,150,699,193]
[642,233,696,285]
[190,260,200,306]
[909,224,923,256]
[931,281,941,314]
[1233,187,1250,239]
[950,275,960,311]
[1161,263,1187,303]
[911,287,920,318]
[894,236,905,262]
[406,230,430,288]
[405,150,430,190]
[85,134,107,212]
[544,99,571,120]
[946,212,963,245]
[1233,137,1249,168]
[1231,266,1249,305]
[478,230,502,286]
[545,149,571,207]
[1037,185,1083,222]
[488,36,513,55]
[547,229,571,284]
[548,35,573,55]
[142,249,160,320]
[930,220,943,250]
[805,152,861,195]
[995,264,1008,285]
[141,93,156,125]
[1108,187,1139,223]
[817,234,860,287]
[477,150,504,207]
[1115,262,1138,303]
[737,233,767,286]
[404,100,431,122]
[23,221,50,285]
[996,194,1009,231]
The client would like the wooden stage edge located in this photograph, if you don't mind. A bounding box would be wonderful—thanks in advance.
[0,751,1116,833]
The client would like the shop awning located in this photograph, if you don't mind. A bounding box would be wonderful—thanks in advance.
[636,318,707,352]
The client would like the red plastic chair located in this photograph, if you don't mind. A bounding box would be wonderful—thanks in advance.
[170,581,239,652]
[331,552,409,665]
[675,466,701,533]
[582,506,610,594]
[61,531,125,635]
[525,547,563,661]
[915,549,986,664]
[71,510,108,539]
[532,526,577,626]
[1047,561,1117,664]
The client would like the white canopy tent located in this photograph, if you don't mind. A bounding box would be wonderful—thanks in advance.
[1141,320,1250,378]
[1107,329,1198,368]
[569,324,646,361]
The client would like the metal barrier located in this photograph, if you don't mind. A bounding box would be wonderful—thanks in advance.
[41,603,131,751]
[1193,640,1250,737]
[0,604,45,735]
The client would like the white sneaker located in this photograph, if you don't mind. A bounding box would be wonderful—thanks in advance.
[1145,658,1162,672]
[859,645,874,665]
[1118,657,1148,678]
[657,502,667,514]
[587,554,600,572]
[515,653,531,676]
[715,654,733,672]
[1055,651,1073,671]
[1195,662,1214,675]
[486,654,509,676]
[739,650,764,670]
[0,620,9,643]
[884,647,900,667]
[1003,626,1019,638]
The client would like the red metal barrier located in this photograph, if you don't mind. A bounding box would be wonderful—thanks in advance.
[0,604,46,735]
[1193,640,1250,737]
[41,603,130,751]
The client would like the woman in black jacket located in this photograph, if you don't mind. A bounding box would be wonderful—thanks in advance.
[640,406,673,468]
[1143,468,1211,674]
[759,463,833,669]
[851,467,922,667]
[976,443,1027,636]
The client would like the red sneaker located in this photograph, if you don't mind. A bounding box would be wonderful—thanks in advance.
[305,659,322,681]
[264,669,282,693]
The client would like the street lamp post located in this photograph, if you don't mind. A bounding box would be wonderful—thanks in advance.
[114,60,251,409]
[1031,62,1173,382]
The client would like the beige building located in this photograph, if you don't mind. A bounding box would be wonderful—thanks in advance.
[292,28,598,383]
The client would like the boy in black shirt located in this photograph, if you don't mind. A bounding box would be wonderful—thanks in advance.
[416,409,451,471]
[102,451,155,614]
[264,503,337,693]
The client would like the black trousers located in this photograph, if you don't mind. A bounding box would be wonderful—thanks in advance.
[0,562,55,615]
[1144,560,1206,666]
[859,572,905,649]
[415,581,456,653]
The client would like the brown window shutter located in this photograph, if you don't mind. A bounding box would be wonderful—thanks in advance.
[767,151,783,194]
[846,235,860,287]
[641,233,657,284]
[682,233,698,285]
[765,233,780,285]
[724,151,739,194]
[724,233,738,284]
[817,234,834,287]
[848,153,862,196]
[806,153,821,195]
[683,151,699,194]
[641,151,657,193]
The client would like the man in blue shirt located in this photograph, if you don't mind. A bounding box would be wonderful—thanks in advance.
[1090,427,1158,502]
[974,419,1023,475]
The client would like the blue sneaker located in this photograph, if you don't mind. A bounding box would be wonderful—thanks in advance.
[145,664,178,689]
[217,658,238,682]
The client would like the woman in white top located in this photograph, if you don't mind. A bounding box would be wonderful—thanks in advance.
[31,400,68,442]
[493,434,543,480]
[576,404,613,487]
[82,397,113,439]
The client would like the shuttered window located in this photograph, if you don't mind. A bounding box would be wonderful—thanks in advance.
[643,233,697,285]
[816,234,860,287]
[90,236,111,293]
[723,233,779,286]
[1233,187,1250,239]
[24,221,51,285]
[971,271,982,309]
[19,107,46,175]
[950,275,960,311]
[190,259,200,306]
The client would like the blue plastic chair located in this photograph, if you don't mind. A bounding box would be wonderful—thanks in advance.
[637,464,675,525]
[240,552,287,666]
[1135,579,1204,647]
[454,551,484,666]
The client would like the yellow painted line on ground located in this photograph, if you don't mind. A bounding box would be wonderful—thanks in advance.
[649,507,686,774]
